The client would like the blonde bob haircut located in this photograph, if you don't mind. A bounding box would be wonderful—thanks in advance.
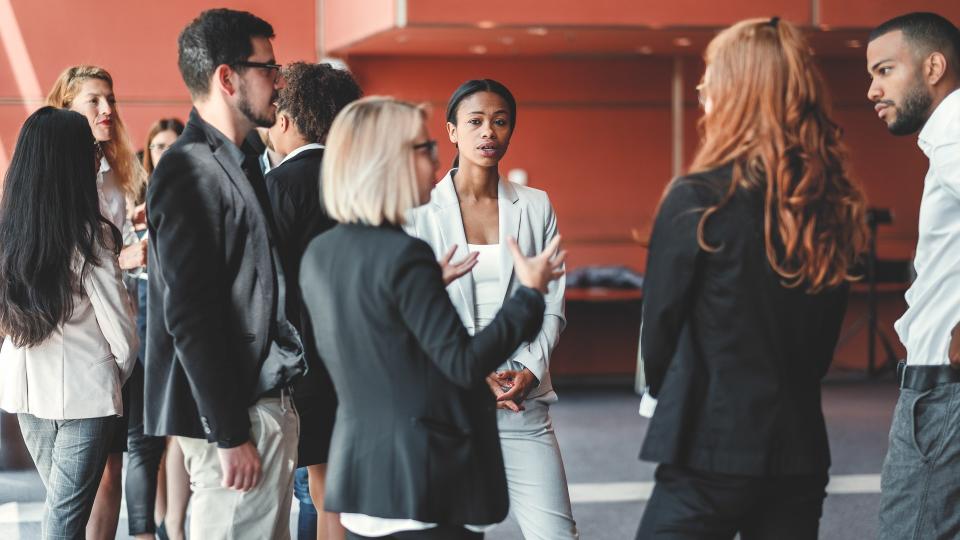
[323,96,426,226]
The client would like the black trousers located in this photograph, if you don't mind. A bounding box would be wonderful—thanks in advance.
[124,360,167,535]
[636,464,828,540]
[346,525,483,539]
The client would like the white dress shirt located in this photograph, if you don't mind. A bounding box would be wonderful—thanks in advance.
[278,142,324,166]
[895,88,960,366]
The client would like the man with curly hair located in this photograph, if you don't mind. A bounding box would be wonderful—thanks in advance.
[265,61,362,540]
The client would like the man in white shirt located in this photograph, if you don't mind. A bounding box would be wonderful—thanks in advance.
[867,12,960,539]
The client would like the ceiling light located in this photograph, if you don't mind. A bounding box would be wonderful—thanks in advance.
[500,36,515,45]
[527,27,549,37]
[477,20,496,29]
[469,45,488,55]
[845,39,862,48]
[673,37,692,47]
[636,46,653,55]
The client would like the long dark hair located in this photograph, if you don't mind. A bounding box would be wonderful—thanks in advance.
[0,107,121,348]
[445,78,517,168]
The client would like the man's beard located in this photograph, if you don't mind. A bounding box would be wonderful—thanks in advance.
[888,79,933,136]
[237,81,275,129]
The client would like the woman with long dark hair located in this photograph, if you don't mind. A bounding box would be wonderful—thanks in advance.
[405,79,578,539]
[0,106,138,540]
[636,18,868,539]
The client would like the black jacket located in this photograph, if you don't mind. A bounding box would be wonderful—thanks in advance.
[300,223,545,524]
[265,148,336,400]
[145,109,278,446]
[640,164,849,476]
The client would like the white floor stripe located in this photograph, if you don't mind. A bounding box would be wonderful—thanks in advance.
[568,474,883,504]
[0,474,884,523]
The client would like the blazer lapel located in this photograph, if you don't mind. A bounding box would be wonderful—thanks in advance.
[497,179,521,305]
[433,174,475,328]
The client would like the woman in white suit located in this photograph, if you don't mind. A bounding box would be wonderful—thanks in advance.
[405,79,579,540]
[0,107,138,540]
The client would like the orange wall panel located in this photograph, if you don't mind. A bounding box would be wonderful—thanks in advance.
[323,0,395,53]
[405,0,810,28]
[0,0,317,163]
[820,0,960,28]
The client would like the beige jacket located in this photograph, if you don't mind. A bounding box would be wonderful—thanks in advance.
[0,236,138,419]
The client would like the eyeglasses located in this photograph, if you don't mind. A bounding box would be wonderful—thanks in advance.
[413,139,439,162]
[233,61,282,73]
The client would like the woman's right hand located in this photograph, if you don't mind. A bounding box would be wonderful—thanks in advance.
[508,235,566,294]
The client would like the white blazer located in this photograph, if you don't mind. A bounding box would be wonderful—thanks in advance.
[405,171,565,401]
[0,232,138,419]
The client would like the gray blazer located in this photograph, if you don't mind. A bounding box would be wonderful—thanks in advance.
[405,170,565,400]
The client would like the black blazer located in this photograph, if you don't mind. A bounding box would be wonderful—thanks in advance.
[145,109,277,446]
[300,223,545,524]
[265,148,336,400]
[640,164,849,476]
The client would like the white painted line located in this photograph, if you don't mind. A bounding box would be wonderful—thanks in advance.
[0,474,884,524]
[568,474,882,504]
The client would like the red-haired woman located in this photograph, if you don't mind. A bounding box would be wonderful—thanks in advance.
[636,17,867,539]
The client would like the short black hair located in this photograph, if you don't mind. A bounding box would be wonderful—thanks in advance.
[177,9,274,98]
[276,62,363,143]
[870,12,960,67]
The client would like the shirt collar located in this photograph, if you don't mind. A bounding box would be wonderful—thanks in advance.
[279,143,324,166]
[918,87,960,157]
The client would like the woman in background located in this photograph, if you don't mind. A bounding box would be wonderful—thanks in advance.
[0,106,138,540]
[636,18,867,539]
[46,65,153,540]
[406,79,578,540]
[136,117,188,540]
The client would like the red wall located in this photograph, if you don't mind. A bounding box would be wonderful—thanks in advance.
[0,0,317,168]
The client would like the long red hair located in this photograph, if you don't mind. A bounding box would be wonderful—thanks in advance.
[690,18,867,292]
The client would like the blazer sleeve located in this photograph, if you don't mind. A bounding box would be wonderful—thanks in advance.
[640,178,705,397]
[511,194,565,385]
[148,152,251,446]
[82,234,138,384]
[393,239,546,389]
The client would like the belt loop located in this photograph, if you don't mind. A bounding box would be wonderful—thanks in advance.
[897,360,907,389]
[280,387,288,413]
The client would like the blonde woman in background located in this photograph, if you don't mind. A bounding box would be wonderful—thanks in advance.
[47,65,151,540]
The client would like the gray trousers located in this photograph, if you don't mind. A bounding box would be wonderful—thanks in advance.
[880,384,960,540]
[498,397,579,540]
[17,414,114,540]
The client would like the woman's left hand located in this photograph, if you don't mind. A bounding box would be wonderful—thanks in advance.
[492,368,538,411]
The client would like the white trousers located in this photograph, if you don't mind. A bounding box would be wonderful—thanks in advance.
[178,396,299,540]
[498,396,580,540]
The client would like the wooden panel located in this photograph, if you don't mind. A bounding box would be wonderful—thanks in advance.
[406,0,810,28]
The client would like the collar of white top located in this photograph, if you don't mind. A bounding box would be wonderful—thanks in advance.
[918,87,960,156]
[279,143,325,166]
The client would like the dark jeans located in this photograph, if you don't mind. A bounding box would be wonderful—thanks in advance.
[295,467,318,540]
[346,525,483,539]
[880,384,960,540]
[18,414,114,540]
[636,464,827,540]
[125,278,167,535]
[125,360,166,534]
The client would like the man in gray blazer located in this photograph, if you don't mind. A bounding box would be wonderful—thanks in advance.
[145,9,302,539]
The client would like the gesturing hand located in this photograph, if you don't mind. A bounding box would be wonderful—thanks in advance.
[486,370,523,412]
[508,235,566,294]
[217,441,262,492]
[130,203,147,230]
[494,368,537,410]
[439,244,479,286]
